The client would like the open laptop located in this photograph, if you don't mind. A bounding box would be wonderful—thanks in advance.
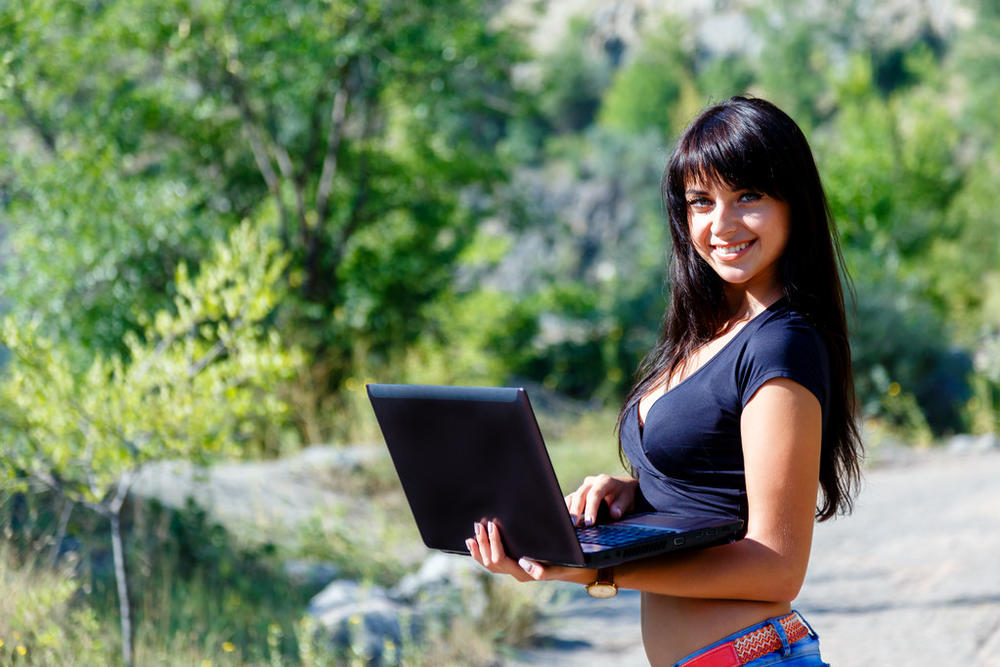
[367,383,742,568]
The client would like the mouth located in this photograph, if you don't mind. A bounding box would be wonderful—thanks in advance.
[713,239,755,258]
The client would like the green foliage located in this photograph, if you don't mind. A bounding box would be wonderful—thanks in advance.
[850,281,971,436]
[1,0,530,442]
[0,221,301,503]
[750,8,834,131]
[1,543,107,665]
[536,18,614,134]
[598,17,700,139]
[0,491,337,666]
[492,125,668,402]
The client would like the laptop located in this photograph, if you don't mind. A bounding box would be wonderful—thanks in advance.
[367,383,743,568]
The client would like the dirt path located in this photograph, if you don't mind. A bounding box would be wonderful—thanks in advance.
[511,448,1000,666]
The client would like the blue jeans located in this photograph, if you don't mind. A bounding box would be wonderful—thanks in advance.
[674,611,829,667]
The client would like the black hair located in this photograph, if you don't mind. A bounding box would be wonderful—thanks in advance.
[618,96,862,521]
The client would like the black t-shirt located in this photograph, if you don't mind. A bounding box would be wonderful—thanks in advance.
[621,299,830,529]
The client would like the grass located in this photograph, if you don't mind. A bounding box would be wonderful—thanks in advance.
[0,438,553,667]
[538,405,631,494]
[1,492,327,665]
[1,392,938,666]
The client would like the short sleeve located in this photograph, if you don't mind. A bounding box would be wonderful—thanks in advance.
[737,317,830,417]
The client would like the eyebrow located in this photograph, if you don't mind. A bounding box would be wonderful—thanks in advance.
[685,188,710,196]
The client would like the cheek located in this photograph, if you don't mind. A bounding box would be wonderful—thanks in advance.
[687,215,710,247]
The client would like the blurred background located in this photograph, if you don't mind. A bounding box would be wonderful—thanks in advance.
[1,0,998,664]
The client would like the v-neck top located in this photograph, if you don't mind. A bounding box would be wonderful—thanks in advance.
[621,299,830,530]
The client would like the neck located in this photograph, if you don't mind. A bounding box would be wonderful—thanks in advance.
[723,285,785,322]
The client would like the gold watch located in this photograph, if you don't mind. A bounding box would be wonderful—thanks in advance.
[585,567,618,598]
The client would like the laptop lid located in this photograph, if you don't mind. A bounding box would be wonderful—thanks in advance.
[367,383,742,568]
[368,383,587,565]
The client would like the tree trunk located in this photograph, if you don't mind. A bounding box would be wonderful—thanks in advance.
[49,498,74,568]
[110,510,134,667]
[109,473,136,667]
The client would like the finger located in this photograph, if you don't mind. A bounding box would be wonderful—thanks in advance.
[487,520,508,565]
[607,488,633,519]
[611,479,637,519]
[474,521,492,563]
[466,537,483,565]
[584,486,607,526]
[566,489,588,525]
[517,558,544,580]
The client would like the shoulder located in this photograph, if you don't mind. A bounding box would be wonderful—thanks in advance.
[750,305,828,361]
[736,303,830,409]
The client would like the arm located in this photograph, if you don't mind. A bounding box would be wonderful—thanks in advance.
[471,377,822,601]
[615,376,821,601]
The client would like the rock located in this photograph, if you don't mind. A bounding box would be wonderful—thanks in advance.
[391,553,490,621]
[128,444,386,547]
[945,432,1000,454]
[307,580,418,663]
[283,559,341,589]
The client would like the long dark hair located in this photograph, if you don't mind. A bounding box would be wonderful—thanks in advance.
[618,96,862,521]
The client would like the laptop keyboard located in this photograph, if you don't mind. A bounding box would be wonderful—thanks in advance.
[576,523,674,547]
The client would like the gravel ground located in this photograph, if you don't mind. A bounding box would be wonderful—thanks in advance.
[511,447,1000,666]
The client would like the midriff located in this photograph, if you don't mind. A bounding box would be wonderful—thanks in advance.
[641,593,791,666]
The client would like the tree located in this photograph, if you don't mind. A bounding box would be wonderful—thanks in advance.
[597,16,700,140]
[1,0,528,441]
[0,222,301,666]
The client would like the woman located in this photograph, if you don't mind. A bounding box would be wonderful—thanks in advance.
[467,96,862,666]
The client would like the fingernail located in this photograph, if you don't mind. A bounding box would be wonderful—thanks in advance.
[488,520,497,533]
[518,558,532,572]
[585,517,594,527]
[474,522,482,536]
[465,539,474,551]
[570,514,579,525]
[611,506,623,518]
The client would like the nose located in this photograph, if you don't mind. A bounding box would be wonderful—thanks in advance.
[709,200,737,238]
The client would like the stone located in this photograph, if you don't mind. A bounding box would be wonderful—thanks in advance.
[307,580,418,663]
[128,444,385,547]
[391,553,489,621]
[282,559,341,589]
[946,432,1000,454]
[389,553,489,621]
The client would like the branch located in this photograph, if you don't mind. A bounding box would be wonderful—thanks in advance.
[335,91,377,262]
[108,469,136,516]
[10,82,57,153]
[215,62,291,245]
[312,91,376,301]
[273,143,307,233]
[186,337,229,378]
[21,468,108,517]
[314,73,351,228]
[302,84,331,178]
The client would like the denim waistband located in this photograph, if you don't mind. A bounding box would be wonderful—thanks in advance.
[673,610,821,667]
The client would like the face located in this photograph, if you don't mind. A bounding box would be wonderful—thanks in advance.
[685,177,790,299]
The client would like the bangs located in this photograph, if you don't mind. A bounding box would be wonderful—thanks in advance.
[670,111,785,199]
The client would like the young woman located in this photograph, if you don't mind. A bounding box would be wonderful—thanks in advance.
[467,96,863,666]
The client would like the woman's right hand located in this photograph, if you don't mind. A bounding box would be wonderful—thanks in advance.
[564,474,638,527]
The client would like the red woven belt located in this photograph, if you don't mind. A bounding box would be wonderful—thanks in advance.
[678,613,811,667]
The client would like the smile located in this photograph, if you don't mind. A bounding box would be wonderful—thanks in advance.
[713,240,755,257]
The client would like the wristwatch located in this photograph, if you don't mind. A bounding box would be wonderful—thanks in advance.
[585,567,618,598]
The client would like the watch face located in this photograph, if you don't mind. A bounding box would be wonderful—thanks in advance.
[586,583,618,599]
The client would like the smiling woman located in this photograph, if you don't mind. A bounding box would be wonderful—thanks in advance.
[467,97,862,667]
[685,182,790,303]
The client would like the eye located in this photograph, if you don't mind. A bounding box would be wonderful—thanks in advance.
[739,191,763,203]
[687,196,713,209]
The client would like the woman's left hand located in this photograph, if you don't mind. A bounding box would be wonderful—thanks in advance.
[466,519,594,585]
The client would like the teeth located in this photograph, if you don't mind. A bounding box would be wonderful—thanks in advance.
[716,241,752,256]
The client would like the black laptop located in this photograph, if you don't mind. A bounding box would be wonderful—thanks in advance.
[367,384,742,568]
